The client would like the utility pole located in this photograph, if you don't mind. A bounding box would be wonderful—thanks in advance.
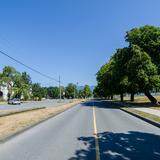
[59,76,61,101]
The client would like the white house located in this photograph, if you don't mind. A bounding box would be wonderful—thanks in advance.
[0,85,8,101]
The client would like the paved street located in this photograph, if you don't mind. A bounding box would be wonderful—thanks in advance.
[0,99,71,110]
[0,100,160,160]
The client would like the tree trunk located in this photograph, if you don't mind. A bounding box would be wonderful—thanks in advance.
[130,92,134,102]
[111,95,113,100]
[7,93,11,102]
[7,84,11,102]
[120,93,123,101]
[144,90,159,105]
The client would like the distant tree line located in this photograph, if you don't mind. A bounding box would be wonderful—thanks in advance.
[94,25,160,105]
[31,83,92,100]
[0,66,92,101]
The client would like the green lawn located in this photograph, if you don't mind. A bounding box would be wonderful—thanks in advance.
[115,95,160,109]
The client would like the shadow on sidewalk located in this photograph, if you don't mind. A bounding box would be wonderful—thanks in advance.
[68,131,160,160]
[123,102,160,108]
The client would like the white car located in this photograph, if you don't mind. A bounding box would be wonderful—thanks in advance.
[8,98,21,105]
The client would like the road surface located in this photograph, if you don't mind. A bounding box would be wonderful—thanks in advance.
[0,100,160,160]
[0,99,71,110]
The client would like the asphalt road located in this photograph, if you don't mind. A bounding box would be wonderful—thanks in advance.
[0,99,71,110]
[0,100,160,160]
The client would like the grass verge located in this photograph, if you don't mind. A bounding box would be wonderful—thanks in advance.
[0,102,7,105]
[116,95,160,103]
[150,107,160,110]
[114,95,160,110]
[122,108,160,123]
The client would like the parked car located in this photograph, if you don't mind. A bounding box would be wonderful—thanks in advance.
[8,98,21,105]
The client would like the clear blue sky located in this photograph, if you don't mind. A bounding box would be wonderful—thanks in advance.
[0,0,160,87]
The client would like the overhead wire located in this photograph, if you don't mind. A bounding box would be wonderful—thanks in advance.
[0,50,60,83]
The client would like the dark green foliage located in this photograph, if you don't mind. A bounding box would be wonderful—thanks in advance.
[32,83,43,101]
[126,25,160,72]
[95,25,160,104]
[47,87,59,99]
[0,66,31,101]
[79,85,92,98]
[83,85,92,98]
[65,83,77,99]
[21,72,32,85]
[127,45,160,92]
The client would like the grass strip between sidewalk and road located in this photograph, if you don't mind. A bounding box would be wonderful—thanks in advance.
[0,100,82,142]
[121,107,160,126]
[0,107,46,117]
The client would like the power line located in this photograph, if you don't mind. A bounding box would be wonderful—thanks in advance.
[0,50,60,83]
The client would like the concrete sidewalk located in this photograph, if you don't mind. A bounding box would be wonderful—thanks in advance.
[132,108,160,117]
[111,101,160,117]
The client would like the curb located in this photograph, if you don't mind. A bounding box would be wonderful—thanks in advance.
[109,101,160,128]
[0,107,46,117]
[0,101,81,143]
[120,108,160,128]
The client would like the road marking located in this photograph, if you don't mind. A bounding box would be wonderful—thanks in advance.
[92,102,100,160]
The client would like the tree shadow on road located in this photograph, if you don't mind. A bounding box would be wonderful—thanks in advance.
[68,131,160,160]
[81,100,121,109]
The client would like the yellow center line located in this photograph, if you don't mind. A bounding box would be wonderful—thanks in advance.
[92,103,100,160]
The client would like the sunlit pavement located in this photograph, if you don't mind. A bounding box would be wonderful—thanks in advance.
[0,100,159,160]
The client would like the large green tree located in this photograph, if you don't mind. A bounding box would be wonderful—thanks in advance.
[32,83,43,100]
[65,83,77,99]
[95,62,113,98]
[95,48,130,101]
[111,48,130,101]
[82,85,92,98]
[94,25,160,104]
[47,86,59,99]
[13,73,31,100]
[126,25,160,72]
[21,72,32,85]
[127,45,160,104]
[126,25,160,104]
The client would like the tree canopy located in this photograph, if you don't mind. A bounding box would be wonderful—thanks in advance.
[94,25,160,104]
[65,83,77,99]
[0,66,31,101]
[81,85,92,98]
